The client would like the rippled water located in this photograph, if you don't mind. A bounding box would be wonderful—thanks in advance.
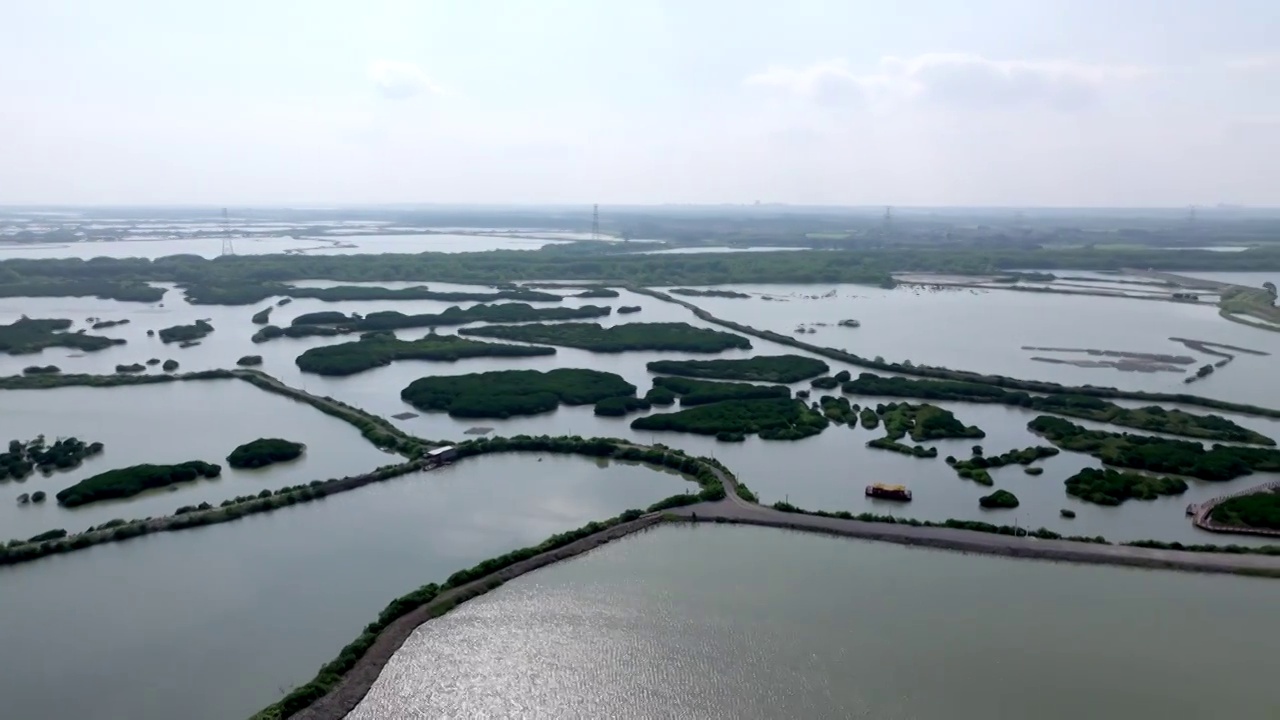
[351,524,1280,720]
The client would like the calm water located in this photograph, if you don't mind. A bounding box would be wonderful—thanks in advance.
[0,454,691,720]
[352,524,1280,720]
[1,282,1277,545]
[0,233,567,259]
[670,282,1280,409]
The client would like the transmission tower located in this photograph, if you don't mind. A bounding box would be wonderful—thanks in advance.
[591,204,600,241]
[882,206,893,239]
[220,208,235,256]
[1186,205,1197,227]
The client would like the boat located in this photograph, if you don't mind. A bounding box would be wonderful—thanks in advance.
[865,483,912,501]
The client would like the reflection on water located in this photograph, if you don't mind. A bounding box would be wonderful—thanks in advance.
[351,524,1280,720]
[0,454,689,720]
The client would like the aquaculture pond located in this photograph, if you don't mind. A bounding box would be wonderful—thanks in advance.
[0,453,691,720]
[352,524,1280,720]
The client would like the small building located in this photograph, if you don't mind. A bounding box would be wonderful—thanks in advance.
[426,445,458,464]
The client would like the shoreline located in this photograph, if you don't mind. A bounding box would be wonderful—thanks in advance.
[278,504,1280,719]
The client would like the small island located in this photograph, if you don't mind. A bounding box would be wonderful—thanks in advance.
[226,438,306,469]
[1209,488,1280,531]
[90,319,130,329]
[250,306,273,324]
[1029,416,1280,482]
[844,373,1274,445]
[291,303,610,333]
[295,333,556,376]
[810,376,839,389]
[979,489,1020,509]
[0,317,125,355]
[236,355,264,367]
[593,396,652,417]
[1064,467,1188,506]
[573,288,620,298]
[1,435,104,480]
[114,363,146,373]
[460,321,751,353]
[617,305,642,314]
[401,368,636,418]
[162,359,179,372]
[22,365,60,375]
[631,397,828,440]
[946,445,1059,485]
[145,358,161,366]
[651,376,790,406]
[252,324,342,343]
[669,288,751,299]
[158,319,214,344]
[55,460,222,507]
[647,354,828,383]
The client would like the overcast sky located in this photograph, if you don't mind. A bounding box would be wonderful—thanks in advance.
[2,0,1277,207]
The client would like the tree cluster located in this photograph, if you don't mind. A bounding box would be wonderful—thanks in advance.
[646,354,828,383]
[226,438,305,469]
[460,321,751,353]
[56,460,222,507]
[401,368,635,418]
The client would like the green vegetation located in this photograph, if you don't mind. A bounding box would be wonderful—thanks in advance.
[296,333,555,376]
[226,438,305,469]
[843,373,1274,444]
[292,303,612,334]
[573,287,619,298]
[115,363,145,373]
[56,461,221,507]
[1061,508,1076,518]
[818,395,860,424]
[237,355,264,367]
[947,445,1059,486]
[251,306,273,324]
[593,395,652,417]
[184,282,565,305]
[0,280,163,303]
[0,317,125,355]
[31,490,46,503]
[859,407,879,429]
[251,324,342,343]
[809,376,839,389]
[644,386,676,406]
[158,319,213,344]
[1029,416,1280,482]
[1064,467,1188,506]
[646,354,828,383]
[617,305,642,314]
[145,358,160,366]
[22,365,60,375]
[90,318,130,329]
[401,368,635,418]
[162,359,179,371]
[867,437,938,458]
[670,288,750,298]
[1,436,104,480]
[651,376,789,406]
[1210,490,1280,530]
[459,321,751,353]
[879,402,985,442]
[979,489,1020,509]
[632,397,828,440]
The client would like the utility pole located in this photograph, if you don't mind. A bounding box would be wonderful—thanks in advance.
[882,206,893,240]
[220,208,235,256]
[591,204,600,241]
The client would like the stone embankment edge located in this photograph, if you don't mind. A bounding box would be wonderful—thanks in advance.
[290,514,665,720]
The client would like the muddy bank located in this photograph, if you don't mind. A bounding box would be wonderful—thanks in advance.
[290,515,664,720]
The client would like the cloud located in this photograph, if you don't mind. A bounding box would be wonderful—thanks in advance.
[368,60,441,100]
[1225,54,1280,72]
[746,53,1150,110]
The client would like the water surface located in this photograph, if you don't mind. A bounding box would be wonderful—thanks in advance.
[351,524,1280,720]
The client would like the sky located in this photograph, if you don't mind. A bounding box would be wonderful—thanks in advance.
[1,0,1277,207]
